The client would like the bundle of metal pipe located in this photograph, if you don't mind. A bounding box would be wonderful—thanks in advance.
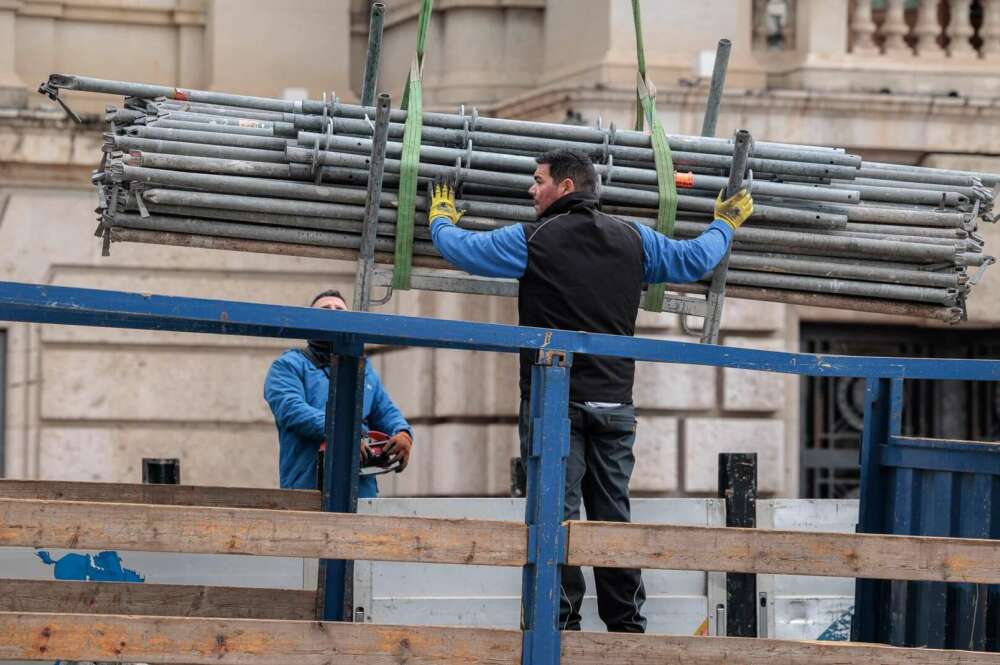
[42,74,998,322]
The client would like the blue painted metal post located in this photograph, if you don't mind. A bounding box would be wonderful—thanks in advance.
[953,472,991,650]
[852,377,902,643]
[319,338,366,622]
[521,349,571,665]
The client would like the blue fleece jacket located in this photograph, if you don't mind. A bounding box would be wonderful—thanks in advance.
[263,349,411,496]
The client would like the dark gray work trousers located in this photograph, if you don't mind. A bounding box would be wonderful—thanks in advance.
[518,399,647,633]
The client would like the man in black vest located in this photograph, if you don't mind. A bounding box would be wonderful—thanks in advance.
[428,149,753,632]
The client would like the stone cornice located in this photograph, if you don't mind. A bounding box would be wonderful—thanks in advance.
[17,0,205,26]
[472,82,1000,122]
[351,0,544,33]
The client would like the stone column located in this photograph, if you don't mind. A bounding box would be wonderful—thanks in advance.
[914,0,946,57]
[948,0,979,57]
[797,0,851,59]
[850,0,879,54]
[982,0,1000,58]
[882,0,913,55]
[0,0,26,108]
[205,0,352,100]
[753,0,771,50]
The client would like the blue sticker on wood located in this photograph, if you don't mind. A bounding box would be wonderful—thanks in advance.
[36,550,144,583]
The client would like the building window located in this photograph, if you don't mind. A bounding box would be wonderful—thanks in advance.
[800,323,1000,499]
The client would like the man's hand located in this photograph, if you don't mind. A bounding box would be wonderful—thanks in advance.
[714,187,753,230]
[382,431,413,472]
[429,178,465,225]
[359,438,371,464]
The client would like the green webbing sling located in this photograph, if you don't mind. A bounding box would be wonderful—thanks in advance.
[393,0,433,289]
[638,75,679,312]
[393,62,423,290]
[632,0,647,132]
[401,0,433,111]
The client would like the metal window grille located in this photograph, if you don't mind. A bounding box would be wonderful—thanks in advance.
[800,323,1000,498]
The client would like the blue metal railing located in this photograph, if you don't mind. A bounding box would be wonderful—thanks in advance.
[2,280,1000,661]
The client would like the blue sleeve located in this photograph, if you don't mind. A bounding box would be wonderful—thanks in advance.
[365,364,413,441]
[637,220,733,284]
[430,218,528,278]
[263,354,326,440]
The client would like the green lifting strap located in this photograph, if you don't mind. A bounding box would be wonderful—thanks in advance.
[401,0,433,110]
[393,60,423,290]
[632,0,647,132]
[637,74,678,312]
[394,0,433,288]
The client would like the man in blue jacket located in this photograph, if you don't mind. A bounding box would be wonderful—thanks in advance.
[427,149,753,633]
[263,289,413,497]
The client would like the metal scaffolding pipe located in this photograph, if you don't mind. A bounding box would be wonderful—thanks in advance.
[106,213,960,306]
[360,2,385,108]
[114,135,287,164]
[111,213,439,255]
[292,134,861,205]
[717,269,959,305]
[125,125,291,151]
[667,282,963,323]
[155,94,860,168]
[826,182,965,207]
[295,120,861,180]
[58,68,855,166]
[140,186,535,223]
[862,162,996,187]
[45,72,997,320]
[727,252,961,289]
[662,218,960,262]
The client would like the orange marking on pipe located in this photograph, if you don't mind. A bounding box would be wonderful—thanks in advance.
[675,172,695,188]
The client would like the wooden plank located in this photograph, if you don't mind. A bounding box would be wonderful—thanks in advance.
[0,479,320,511]
[0,611,521,665]
[0,498,527,566]
[561,631,1000,665]
[0,579,316,621]
[566,521,1000,584]
[4,611,998,665]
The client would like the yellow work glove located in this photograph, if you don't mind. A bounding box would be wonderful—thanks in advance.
[428,178,465,225]
[714,187,754,230]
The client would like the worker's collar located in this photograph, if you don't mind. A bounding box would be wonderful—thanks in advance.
[303,340,337,370]
[537,191,598,220]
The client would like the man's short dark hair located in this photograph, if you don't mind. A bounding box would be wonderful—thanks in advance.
[536,149,597,194]
[310,289,346,306]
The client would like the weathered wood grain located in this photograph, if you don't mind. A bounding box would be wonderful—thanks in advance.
[562,631,1000,665]
[0,498,527,566]
[0,611,521,665]
[566,521,1000,583]
[0,579,316,620]
[3,611,997,665]
[0,479,320,511]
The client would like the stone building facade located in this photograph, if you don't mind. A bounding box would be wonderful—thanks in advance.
[0,0,997,498]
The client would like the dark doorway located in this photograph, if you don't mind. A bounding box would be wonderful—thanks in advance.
[800,323,1000,498]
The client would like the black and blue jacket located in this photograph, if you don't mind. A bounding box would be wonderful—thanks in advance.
[431,192,732,402]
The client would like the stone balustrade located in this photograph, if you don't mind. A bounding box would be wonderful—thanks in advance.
[760,0,1000,96]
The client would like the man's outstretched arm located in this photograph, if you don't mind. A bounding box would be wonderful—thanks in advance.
[637,221,732,284]
[430,220,528,278]
[638,188,753,284]
[427,180,528,278]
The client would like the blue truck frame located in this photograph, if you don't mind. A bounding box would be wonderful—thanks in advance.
[1,280,999,662]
